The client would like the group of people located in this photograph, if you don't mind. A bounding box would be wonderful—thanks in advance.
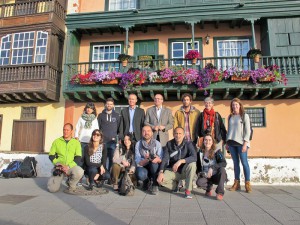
[47,93,252,200]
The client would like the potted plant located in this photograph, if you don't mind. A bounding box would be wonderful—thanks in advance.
[185,50,202,64]
[70,69,96,85]
[247,48,262,63]
[120,68,147,89]
[148,68,174,83]
[94,71,122,84]
[117,54,132,67]
[224,66,251,82]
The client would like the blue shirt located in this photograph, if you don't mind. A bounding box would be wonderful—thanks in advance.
[129,106,136,133]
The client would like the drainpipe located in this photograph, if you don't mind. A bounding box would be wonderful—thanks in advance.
[121,25,134,55]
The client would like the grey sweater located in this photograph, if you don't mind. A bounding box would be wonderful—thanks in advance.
[226,114,251,148]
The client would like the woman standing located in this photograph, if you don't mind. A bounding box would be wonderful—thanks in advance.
[226,98,252,193]
[83,129,110,190]
[111,135,136,191]
[196,134,227,200]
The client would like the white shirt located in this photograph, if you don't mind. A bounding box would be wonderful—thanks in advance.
[75,117,99,143]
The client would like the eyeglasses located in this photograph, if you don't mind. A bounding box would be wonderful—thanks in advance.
[93,133,101,137]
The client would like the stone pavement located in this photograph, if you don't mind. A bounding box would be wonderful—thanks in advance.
[0,178,300,225]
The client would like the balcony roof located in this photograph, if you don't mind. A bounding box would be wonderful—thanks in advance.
[66,0,300,31]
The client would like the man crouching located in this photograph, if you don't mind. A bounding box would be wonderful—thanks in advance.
[157,127,197,199]
[47,123,84,193]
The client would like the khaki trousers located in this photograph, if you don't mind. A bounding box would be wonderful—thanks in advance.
[161,162,196,191]
[47,166,84,193]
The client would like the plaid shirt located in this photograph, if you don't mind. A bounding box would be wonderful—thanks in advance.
[184,111,191,141]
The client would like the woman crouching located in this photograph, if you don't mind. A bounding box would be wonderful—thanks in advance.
[196,134,227,200]
[111,135,136,191]
[83,129,110,190]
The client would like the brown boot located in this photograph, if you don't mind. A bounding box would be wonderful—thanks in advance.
[245,181,252,193]
[229,179,240,191]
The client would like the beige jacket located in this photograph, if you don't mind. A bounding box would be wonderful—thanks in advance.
[113,146,136,172]
[174,106,200,141]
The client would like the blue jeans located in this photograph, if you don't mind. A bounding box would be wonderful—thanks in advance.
[229,145,250,181]
[136,162,160,185]
[105,141,116,172]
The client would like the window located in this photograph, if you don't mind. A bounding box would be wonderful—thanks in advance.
[171,41,200,66]
[114,105,128,114]
[0,31,48,65]
[109,0,136,11]
[92,44,121,71]
[0,34,11,65]
[245,108,265,127]
[217,39,250,70]
[21,107,37,120]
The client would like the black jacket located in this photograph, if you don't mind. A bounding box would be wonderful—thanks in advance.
[160,139,197,173]
[97,110,121,142]
[196,149,226,174]
[195,112,227,143]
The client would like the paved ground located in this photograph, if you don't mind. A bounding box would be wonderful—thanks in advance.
[0,178,300,225]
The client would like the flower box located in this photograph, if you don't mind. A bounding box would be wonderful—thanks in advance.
[154,78,170,83]
[79,81,96,85]
[231,75,250,82]
[102,79,119,84]
[259,76,274,82]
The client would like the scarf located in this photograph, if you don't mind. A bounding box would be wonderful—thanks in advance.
[81,113,96,129]
[203,108,215,130]
[140,139,157,158]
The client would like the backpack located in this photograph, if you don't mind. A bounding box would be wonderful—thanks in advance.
[228,114,253,140]
[18,156,37,178]
[118,170,135,196]
[1,160,22,178]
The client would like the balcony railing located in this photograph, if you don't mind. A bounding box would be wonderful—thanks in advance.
[0,0,65,20]
[0,63,61,83]
[64,55,300,85]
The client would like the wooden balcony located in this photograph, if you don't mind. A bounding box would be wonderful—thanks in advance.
[0,63,61,103]
[0,0,65,31]
[63,56,300,102]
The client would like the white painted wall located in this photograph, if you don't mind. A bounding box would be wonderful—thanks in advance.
[1,153,299,185]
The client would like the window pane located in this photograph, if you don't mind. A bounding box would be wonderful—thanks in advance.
[35,31,48,63]
[92,44,121,71]
[12,31,35,65]
[109,0,136,11]
[0,34,11,65]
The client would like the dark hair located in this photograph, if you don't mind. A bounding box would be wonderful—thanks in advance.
[88,129,103,156]
[64,123,73,130]
[230,98,245,116]
[120,135,135,160]
[181,93,192,102]
[106,98,114,104]
[84,102,97,116]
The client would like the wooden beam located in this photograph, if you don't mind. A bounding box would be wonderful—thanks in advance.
[250,88,259,99]
[150,90,155,100]
[63,93,70,100]
[0,95,8,103]
[286,87,300,98]
[137,90,143,101]
[156,24,161,32]
[34,92,48,101]
[177,89,181,100]
[23,93,37,102]
[111,91,120,101]
[2,94,16,102]
[200,21,204,29]
[273,88,286,99]
[171,23,176,31]
[209,89,213,98]
[12,93,27,102]
[236,88,244,99]
[124,90,129,99]
[223,88,230,99]
[86,91,96,101]
[215,20,219,29]
[97,91,106,100]
[164,89,168,101]
[74,92,84,101]
[261,88,273,99]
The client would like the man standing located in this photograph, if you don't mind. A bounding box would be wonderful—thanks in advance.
[97,98,121,172]
[135,125,163,195]
[174,93,200,143]
[119,93,145,142]
[144,94,174,147]
[47,123,84,193]
[157,127,197,199]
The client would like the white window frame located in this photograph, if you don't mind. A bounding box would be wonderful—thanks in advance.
[0,34,11,66]
[11,31,35,65]
[109,0,136,11]
[216,39,250,70]
[34,31,48,63]
[92,44,121,71]
[171,40,200,66]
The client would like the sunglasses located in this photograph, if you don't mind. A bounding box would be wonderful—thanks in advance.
[93,133,101,137]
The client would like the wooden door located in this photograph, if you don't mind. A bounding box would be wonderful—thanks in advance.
[11,120,45,152]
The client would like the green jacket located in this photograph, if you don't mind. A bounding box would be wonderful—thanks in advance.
[49,137,82,168]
